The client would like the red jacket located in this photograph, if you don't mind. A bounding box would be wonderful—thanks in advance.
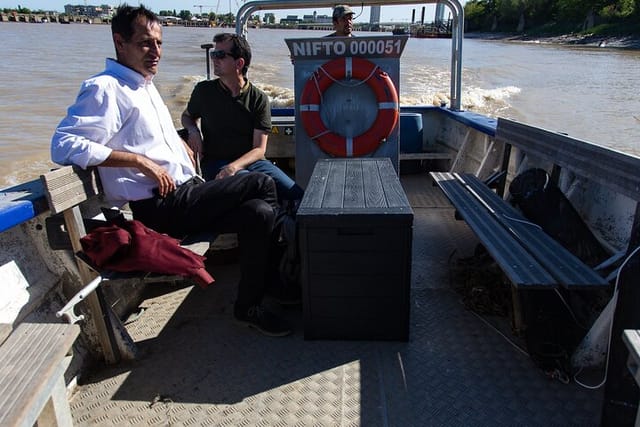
[80,219,214,288]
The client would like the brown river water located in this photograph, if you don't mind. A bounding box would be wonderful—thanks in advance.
[1,23,639,188]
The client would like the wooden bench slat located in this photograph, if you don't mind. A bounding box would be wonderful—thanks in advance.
[431,172,556,288]
[40,165,101,215]
[459,173,609,289]
[0,324,11,345]
[0,323,80,427]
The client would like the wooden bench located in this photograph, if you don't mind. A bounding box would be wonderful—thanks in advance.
[0,322,80,427]
[40,165,212,364]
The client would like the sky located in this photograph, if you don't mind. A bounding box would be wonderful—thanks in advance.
[0,1,446,23]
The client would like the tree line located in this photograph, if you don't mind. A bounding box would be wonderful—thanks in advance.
[464,0,638,34]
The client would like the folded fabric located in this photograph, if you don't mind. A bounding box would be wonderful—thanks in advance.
[80,219,214,288]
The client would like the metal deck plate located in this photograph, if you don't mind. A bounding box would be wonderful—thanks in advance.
[68,174,603,426]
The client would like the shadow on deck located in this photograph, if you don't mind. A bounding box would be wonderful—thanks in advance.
[69,173,603,426]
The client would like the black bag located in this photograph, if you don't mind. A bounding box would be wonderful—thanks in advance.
[269,202,301,289]
[509,168,608,267]
[508,168,610,380]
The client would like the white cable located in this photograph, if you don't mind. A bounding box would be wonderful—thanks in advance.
[553,288,588,330]
[463,301,530,357]
[501,213,543,230]
[574,245,640,390]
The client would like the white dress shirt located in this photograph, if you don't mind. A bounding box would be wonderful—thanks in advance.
[51,58,195,206]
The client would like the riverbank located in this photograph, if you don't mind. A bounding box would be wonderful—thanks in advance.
[466,31,640,49]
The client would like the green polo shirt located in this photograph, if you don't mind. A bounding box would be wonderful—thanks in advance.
[186,78,271,161]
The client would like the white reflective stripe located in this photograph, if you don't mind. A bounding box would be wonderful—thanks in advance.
[299,104,321,112]
[346,137,353,157]
[378,102,399,110]
[345,57,353,79]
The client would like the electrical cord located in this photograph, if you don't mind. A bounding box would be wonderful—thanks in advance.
[573,245,640,390]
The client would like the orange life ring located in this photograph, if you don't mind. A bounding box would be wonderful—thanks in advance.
[300,57,399,157]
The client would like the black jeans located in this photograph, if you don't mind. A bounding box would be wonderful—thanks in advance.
[130,172,278,310]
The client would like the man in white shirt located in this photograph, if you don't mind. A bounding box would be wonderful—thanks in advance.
[51,4,291,337]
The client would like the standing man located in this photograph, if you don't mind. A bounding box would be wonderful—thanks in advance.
[327,5,356,37]
[181,33,304,205]
[51,4,291,337]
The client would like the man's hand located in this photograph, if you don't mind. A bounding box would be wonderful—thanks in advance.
[182,140,197,168]
[137,157,176,197]
[187,130,203,156]
[102,151,176,197]
[215,164,239,180]
[181,110,203,156]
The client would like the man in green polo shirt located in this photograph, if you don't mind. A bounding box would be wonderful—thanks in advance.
[181,33,303,204]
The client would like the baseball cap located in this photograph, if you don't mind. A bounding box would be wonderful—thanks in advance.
[333,5,354,19]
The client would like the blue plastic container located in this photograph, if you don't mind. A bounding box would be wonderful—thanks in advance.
[399,113,423,153]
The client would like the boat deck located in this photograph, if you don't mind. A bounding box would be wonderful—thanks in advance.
[68,172,604,426]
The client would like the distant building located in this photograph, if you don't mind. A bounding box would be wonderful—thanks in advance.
[299,12,331,24]
[63,4,115,17]
[159,16,182,25]
[279,15,300,25]
[369,6,380,25]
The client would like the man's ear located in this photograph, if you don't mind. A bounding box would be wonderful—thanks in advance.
[236,57,245,73]
[113,33,125,54]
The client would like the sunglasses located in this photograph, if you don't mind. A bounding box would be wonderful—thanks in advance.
[210,50,237,60]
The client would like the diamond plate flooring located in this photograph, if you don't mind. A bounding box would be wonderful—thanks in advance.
[68,173,604,426]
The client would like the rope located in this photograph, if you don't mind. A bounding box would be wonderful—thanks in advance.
[311,71,323,104]
[307,128,333,141]
[317,61,379,88]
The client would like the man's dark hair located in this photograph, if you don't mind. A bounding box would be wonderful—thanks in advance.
[111,3,160,40]
[213,33,252,76]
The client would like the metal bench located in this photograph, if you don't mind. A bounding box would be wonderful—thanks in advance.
[0,322,80,427]
[492,118,640,422]
[431,171,608,289]
[432,116,640,291]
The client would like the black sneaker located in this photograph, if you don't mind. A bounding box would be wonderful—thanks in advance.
[234,305,292,337]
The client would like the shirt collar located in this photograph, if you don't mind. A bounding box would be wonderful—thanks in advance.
[218,78,250,98]
[105,58,151,87]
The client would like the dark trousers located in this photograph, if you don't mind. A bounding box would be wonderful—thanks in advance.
[129,172,278,311]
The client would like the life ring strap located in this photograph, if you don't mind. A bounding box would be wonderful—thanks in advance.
[299,104,320,112]
[378,102,399,110]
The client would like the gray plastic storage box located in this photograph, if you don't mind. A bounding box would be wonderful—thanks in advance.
[297,158,414,340]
